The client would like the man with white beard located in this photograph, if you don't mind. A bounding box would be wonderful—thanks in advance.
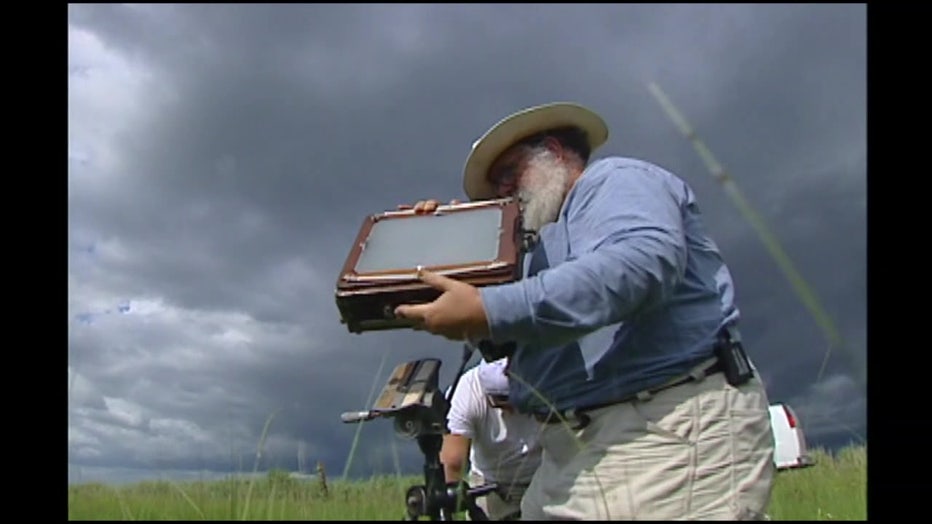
[395,102,775,520]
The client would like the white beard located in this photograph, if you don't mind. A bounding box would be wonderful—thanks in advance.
[517,149,572,233]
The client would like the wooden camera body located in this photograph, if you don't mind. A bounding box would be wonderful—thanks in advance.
[335,198,523,333]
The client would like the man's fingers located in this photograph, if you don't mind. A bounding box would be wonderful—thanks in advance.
[407,199,461,214]
[417,268,458,291]
[394,303,428,321]
[413,199,441,214]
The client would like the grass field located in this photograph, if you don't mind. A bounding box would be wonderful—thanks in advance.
[67,445,866,520]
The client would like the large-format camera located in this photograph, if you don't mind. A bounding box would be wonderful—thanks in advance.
[334,198,525,333]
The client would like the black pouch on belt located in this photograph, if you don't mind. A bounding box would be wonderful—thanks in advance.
[714,329,754,386]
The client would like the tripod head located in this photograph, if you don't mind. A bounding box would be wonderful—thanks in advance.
[340,347,498,520]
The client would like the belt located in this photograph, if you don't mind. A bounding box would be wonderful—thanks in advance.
[531,357,724,428]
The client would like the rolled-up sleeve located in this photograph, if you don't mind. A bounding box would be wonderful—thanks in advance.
[480,163,688,348]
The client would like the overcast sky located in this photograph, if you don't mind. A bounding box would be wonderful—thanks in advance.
[68,4,866,485]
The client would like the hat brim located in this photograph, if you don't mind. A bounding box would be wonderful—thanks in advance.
[463,102,609,201]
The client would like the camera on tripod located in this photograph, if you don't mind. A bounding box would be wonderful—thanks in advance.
[340,357,499,521]
[339,358,449,437]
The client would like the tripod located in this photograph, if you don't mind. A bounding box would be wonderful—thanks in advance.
[401,343,504,521]
[341,345,508,521]
[402,431,498,521]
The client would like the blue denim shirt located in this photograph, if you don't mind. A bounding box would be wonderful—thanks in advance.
[478,157,740,414]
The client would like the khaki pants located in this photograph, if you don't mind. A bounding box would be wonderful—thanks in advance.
[467,471,526,521]
[520,369,775,520]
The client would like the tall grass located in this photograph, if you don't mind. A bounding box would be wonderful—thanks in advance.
[68,445,866,520]
[767,446,867,521]
[68,473,413,520]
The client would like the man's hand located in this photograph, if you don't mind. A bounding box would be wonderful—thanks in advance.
[396,199,461,214]
[395,268,491,341]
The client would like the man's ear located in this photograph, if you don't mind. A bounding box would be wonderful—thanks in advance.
[543,136,564,159]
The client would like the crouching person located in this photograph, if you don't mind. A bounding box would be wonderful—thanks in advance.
[441,358,543,520]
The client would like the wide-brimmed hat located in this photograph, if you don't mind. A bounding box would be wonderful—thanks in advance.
[462,102,609,201]
[477,357,510,397]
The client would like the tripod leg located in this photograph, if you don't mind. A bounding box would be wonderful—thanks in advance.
[404,484,428,521]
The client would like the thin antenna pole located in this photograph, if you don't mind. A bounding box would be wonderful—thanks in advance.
[646,81,863,385]
[342,346,391,479]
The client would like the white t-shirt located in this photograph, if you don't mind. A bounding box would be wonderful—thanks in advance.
[446,367,542,486]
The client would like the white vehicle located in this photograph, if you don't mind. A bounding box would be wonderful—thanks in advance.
[769,403,815,470]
